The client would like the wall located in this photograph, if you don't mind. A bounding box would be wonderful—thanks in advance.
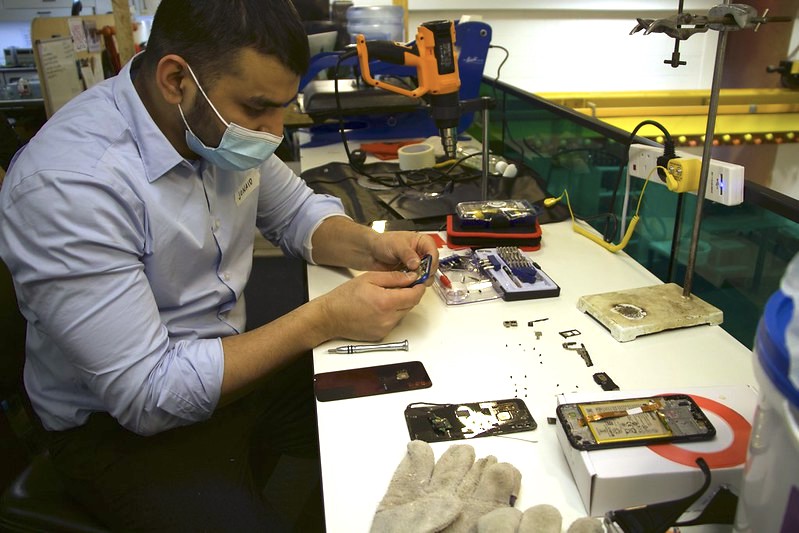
[0,21,30,54]
[356,0,722,92]
[354,0,799,199]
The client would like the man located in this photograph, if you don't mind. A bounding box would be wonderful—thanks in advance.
[0,0,438,530]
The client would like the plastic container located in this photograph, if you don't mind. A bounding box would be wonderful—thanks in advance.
[733,289,799,532]
[346,5,403,42]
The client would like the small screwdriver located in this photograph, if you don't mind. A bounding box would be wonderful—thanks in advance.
[327,339,409,354]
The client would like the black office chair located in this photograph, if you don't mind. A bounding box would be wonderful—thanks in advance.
[0,258,109,533]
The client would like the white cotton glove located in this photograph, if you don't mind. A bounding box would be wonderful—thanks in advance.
[443,452,522,533]
[370,440,522,533]
[477,504,604,533]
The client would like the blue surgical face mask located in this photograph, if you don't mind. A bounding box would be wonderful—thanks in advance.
[178,63,283,171]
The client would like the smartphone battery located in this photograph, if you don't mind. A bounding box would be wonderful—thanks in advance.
[557,394,716,451]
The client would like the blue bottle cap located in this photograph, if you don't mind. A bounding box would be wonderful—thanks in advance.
[757,290,799,409]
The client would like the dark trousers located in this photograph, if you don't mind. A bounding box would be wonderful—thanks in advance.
[45,353,321,532]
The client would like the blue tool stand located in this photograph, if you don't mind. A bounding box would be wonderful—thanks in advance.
[298,21,492,146]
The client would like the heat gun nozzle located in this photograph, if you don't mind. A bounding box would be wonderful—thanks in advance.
[440,127,458,159]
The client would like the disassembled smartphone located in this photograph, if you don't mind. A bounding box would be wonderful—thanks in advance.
[408,254,432,287]
[314,361,432,402]
[556,394,716,451]
[405,398,537,443]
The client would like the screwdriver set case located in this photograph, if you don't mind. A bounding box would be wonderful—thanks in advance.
[433,247,559,305]
[473,247,560,301]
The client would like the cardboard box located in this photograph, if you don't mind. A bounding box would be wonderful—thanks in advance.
[555,385,757,517]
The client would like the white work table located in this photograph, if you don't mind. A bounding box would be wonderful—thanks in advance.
[298,139,757,532]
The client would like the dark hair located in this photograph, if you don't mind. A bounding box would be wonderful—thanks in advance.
[141,0,310,83]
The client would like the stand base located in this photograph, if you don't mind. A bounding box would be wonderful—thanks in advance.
[577,283,723,342]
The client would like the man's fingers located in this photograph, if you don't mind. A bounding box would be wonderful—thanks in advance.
[366,270,422,289]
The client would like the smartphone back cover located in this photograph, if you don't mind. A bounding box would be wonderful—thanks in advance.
[314,361,432,402]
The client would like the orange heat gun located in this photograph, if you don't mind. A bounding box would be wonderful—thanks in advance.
[354,20,461,159]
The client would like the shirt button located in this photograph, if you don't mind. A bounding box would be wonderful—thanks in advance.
[223,272,231,281]
[213,219,221,231]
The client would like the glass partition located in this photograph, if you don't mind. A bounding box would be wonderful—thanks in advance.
[475,78,799,348]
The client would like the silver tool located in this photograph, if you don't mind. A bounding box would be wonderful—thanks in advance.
[327,339,409,354]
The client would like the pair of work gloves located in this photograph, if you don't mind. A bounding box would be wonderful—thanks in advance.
[370,440,602,533]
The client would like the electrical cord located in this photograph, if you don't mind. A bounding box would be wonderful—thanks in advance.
[546,165,656,253]
[334,49,380,178]
[542,147,623,239]
[610,119,675,240]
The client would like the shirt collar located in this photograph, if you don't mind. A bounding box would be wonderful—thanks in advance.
[114,53,191,183]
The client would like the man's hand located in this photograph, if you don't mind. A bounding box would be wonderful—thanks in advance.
[311,217,439,278]
[363,230,440,278]
[316,269,426,341]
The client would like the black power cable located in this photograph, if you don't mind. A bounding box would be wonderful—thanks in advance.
[604,119,675,243]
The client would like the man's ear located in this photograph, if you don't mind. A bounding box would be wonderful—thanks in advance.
[155,54,191,106]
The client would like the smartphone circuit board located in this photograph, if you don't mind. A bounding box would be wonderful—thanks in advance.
[405,399,537,443]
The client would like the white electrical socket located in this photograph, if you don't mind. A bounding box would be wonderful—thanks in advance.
[627,143,744,206]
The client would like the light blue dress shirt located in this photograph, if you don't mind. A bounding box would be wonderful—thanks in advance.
[0,56,346,436]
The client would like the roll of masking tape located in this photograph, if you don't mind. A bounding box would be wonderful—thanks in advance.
[398,143,435,170]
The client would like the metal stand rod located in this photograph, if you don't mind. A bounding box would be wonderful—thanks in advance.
[459,96,495,201]
[667,193,685,282]
[683,28,728,297]
[481,106,490,200]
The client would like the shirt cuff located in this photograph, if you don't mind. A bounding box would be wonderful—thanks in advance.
[305,213,352,265]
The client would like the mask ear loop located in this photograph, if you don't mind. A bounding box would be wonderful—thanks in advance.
[183,63,229,128]
[544,165,657,253]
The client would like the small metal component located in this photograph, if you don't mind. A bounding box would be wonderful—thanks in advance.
[593,372,620,391]
[528,318,549,326]
[559,329,581,338]
[535,331,542,340]
[562,342,593,367]
[578,347,593,367]
[503,320,518,328]
[327,339,409,354]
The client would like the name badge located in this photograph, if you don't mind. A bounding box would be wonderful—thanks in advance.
[235,172,259,206]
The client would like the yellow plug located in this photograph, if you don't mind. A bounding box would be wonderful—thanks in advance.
[665,158,702,193]
[543,193,565,207]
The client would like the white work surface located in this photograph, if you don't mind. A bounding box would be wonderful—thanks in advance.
[299,138,757,532]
